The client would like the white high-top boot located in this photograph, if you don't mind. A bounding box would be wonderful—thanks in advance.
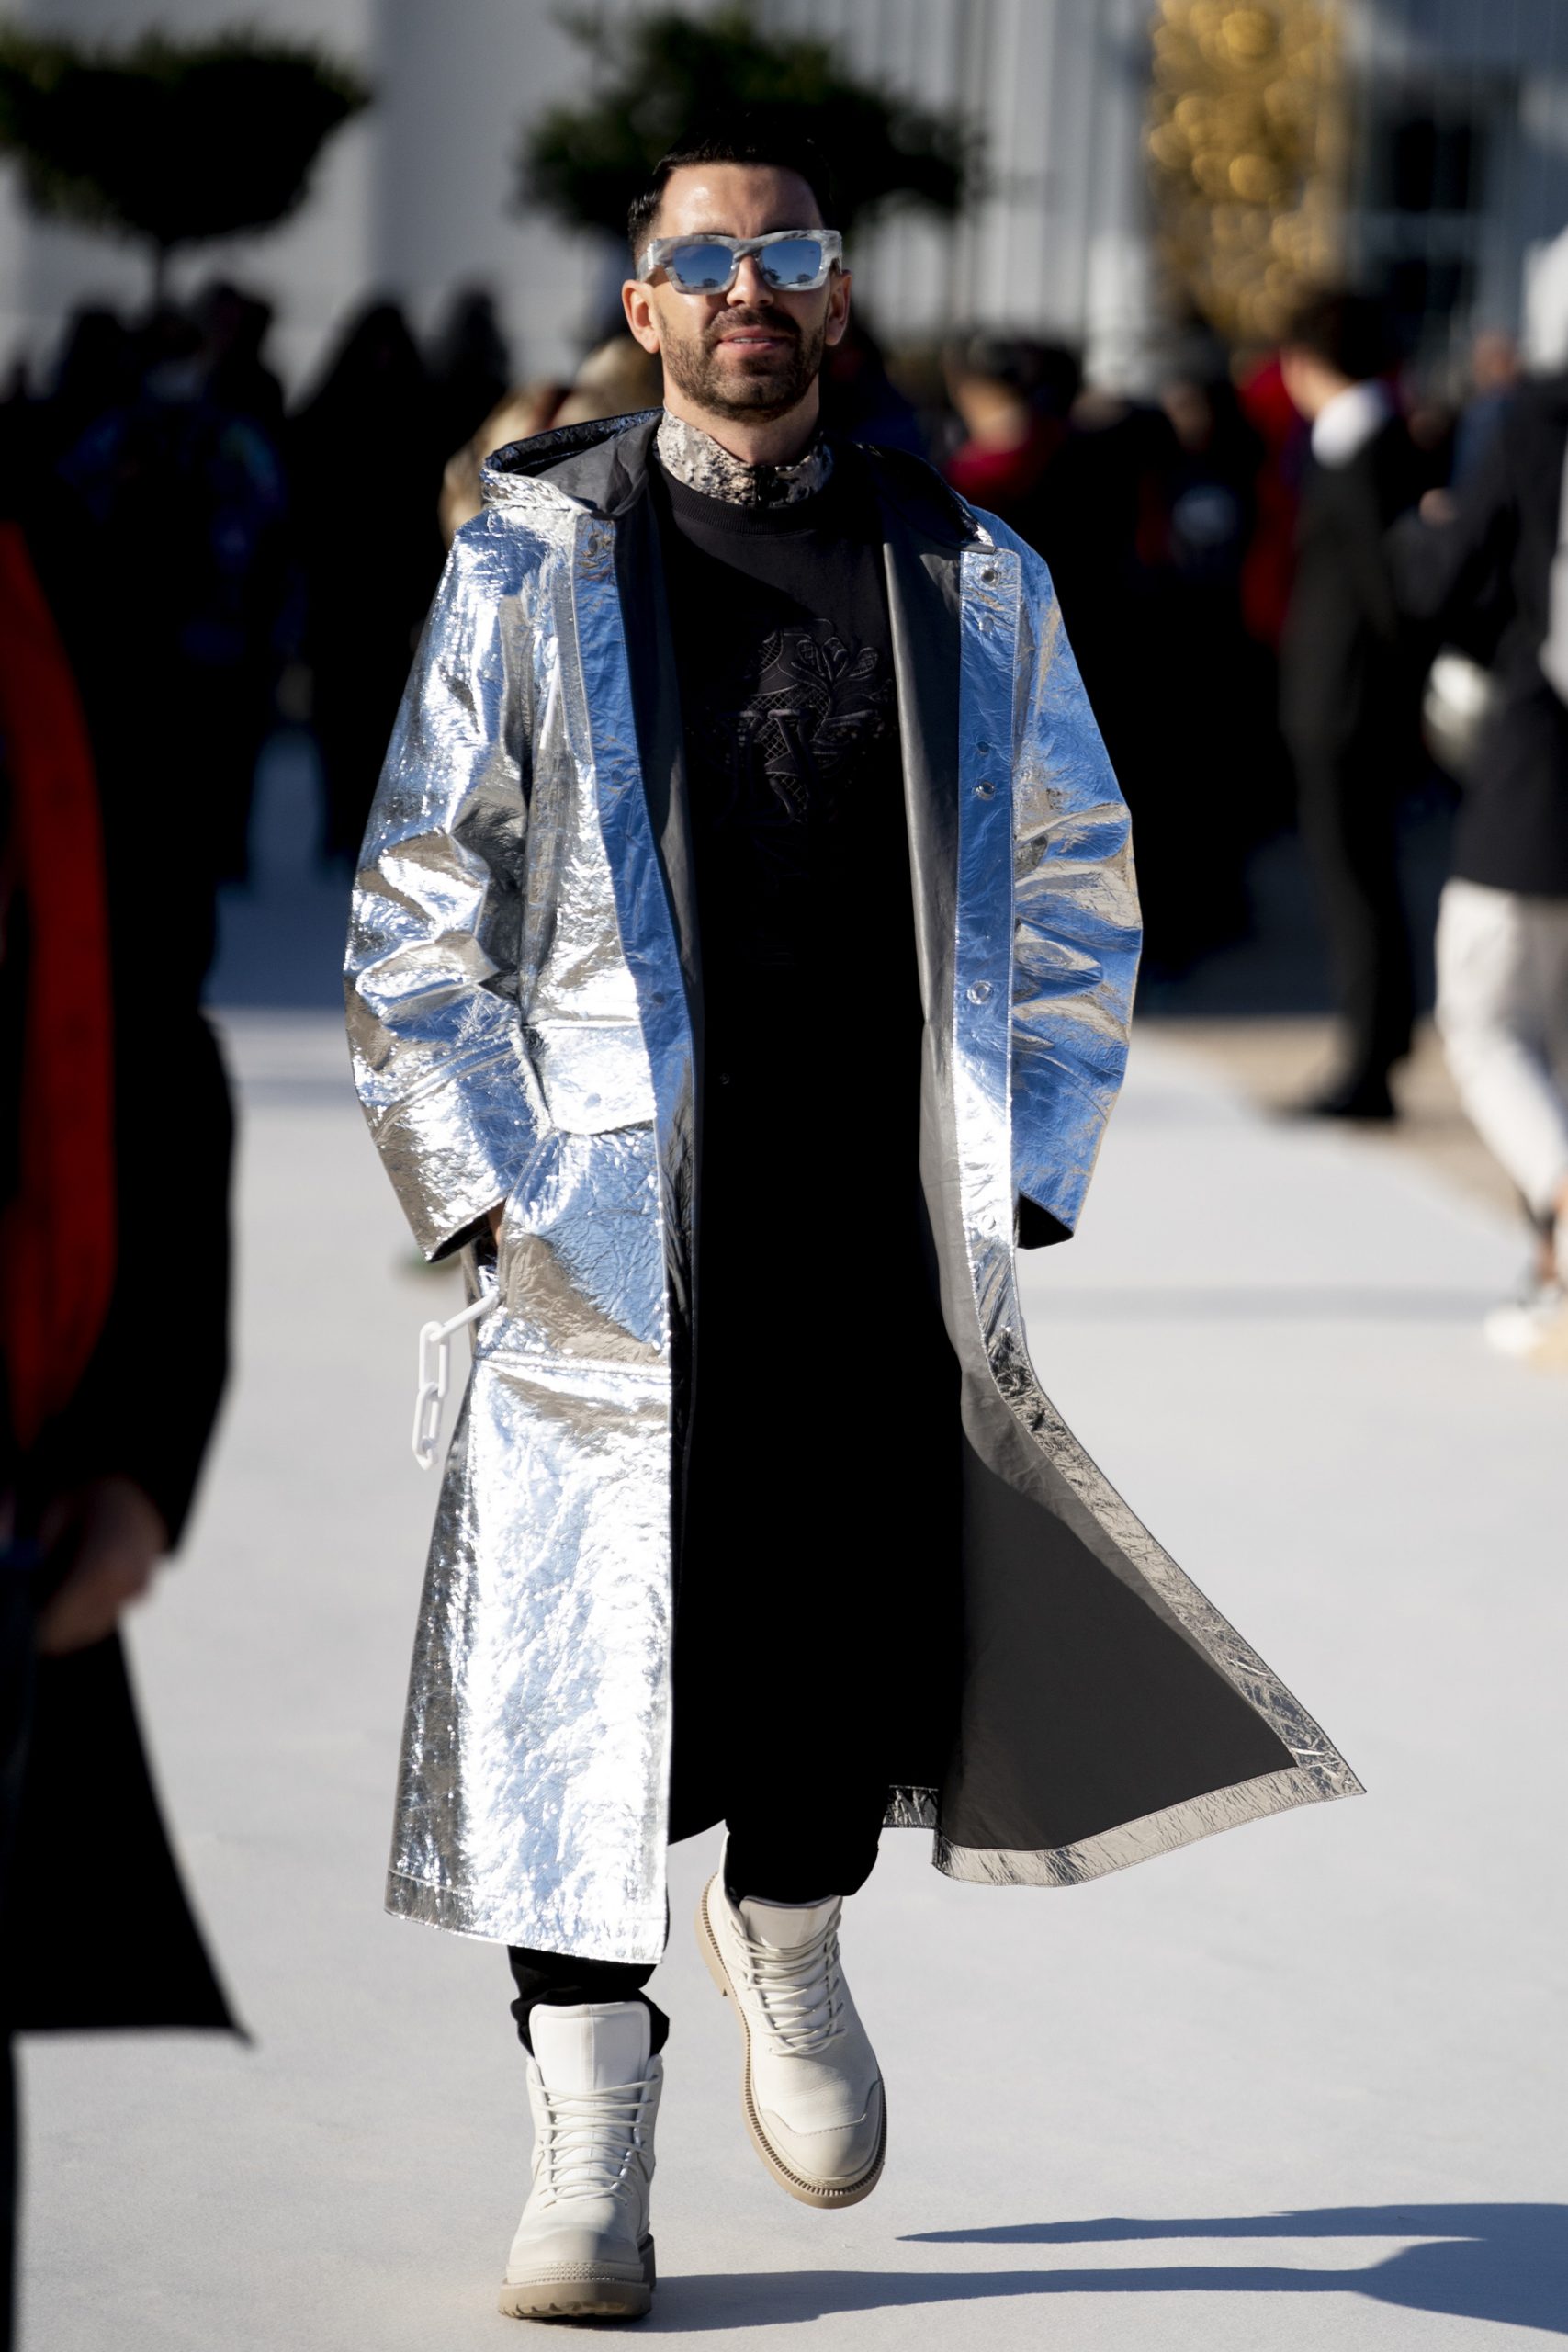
[697,1870,885,2207]
[499,2001,660,2322]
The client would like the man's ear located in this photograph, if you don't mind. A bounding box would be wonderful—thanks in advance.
[823,268,852,352]
[623,280,661,355]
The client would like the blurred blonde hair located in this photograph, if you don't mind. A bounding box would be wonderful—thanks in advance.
[440,378,563,541]
[438,338,663,543]
[550,336,662,429]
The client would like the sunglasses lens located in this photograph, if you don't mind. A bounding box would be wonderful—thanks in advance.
[664,242,739,293]
[760,237,828,288]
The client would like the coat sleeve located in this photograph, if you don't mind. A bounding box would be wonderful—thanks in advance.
[344,518,551,1260]
[993,518,1143,1246]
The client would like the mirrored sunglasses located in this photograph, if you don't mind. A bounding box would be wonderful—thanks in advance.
[637,228,843,297]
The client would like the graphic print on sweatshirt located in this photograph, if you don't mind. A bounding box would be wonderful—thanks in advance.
[694,619,897,851]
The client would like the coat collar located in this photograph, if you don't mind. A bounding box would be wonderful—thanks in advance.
[481,407,985,550]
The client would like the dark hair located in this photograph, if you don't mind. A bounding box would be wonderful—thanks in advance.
[946,331,1082,416]
[1281,289,1392,383]
[626,121,836,264]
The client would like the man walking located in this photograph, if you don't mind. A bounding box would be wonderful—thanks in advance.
[346,132,1358,2323]
[1395,367,1568,1360]
[1280,292,1430,1120]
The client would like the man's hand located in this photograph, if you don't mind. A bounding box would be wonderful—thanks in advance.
[36,1476,169,1657]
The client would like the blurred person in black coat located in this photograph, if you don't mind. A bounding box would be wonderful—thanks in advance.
[1280,291,1432,1118]
[947,336,1257,976]
[290,302,446,864]
[1153,357,1283,966]
[37,308,135,464]
[427,285,512,469]
[0,504,236,2352]
[1393,370,1568,1360]
[195,281,287,434]
[53,306,291,888]
[819,314,925,454]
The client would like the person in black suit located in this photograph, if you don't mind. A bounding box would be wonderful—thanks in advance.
[1280,292,1431,1118]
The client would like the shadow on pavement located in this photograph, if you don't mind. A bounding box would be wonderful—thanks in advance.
[633,2205,1566,2334]
[754,2205,1568,2336]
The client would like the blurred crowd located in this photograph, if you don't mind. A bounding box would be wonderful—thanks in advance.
[0,276,1526,979]
[0,269,1561,1301]
[0,268,1562,1385]
[2,282,483,882]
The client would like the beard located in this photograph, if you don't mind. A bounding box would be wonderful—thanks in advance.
[660,307,825,424]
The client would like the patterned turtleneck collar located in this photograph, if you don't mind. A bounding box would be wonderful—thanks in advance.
[655,410,833,507]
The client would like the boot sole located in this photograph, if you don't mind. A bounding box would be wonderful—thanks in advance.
[696,1878,886,2210]
[498,2234,655,2322]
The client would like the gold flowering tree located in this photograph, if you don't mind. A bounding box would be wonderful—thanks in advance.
[1145,0,1348,345]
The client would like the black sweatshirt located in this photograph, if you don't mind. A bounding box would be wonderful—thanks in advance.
[652,450,920,1088]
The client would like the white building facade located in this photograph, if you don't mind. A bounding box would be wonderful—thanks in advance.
[1342,0,1568,368]
[6,1,1568,397]
[0,0,1157,393]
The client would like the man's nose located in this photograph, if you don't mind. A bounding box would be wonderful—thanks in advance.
[726,254,772,305]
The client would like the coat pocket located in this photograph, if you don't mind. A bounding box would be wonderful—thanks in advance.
[526,1019,658,1135]
[491,1123,665,1366]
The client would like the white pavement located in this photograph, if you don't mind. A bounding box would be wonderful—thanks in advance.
[21,1012,1568,2350]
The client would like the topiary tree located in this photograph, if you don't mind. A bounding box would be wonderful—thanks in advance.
[0,28,370,301]
[522,6,976,245]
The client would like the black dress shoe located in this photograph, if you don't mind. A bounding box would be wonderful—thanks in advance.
[1287,1074,1397,1123]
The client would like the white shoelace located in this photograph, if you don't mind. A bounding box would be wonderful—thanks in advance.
[739,1912,845,2057]
[534,2079,653,2204]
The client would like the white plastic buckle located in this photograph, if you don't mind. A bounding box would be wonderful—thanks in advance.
[412,1292,496,1470]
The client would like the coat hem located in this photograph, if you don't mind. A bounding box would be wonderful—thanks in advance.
[385,1867,667,1962]
[930,1759,1361,1888]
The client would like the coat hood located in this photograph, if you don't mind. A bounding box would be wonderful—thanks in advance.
[480,408,661,518]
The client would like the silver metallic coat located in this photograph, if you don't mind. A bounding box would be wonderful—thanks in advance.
[346,413,1359,1962]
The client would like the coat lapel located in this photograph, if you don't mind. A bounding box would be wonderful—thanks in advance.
[612,475,705,1080]
[870,453,967,1032]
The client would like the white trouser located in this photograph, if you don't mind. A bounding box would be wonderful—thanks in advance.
[1435,877,1568,1220]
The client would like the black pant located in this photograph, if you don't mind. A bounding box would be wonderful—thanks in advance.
[1294,744,1416,1089]
[507,1796,886,2053]
[506,1042,959,2061]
